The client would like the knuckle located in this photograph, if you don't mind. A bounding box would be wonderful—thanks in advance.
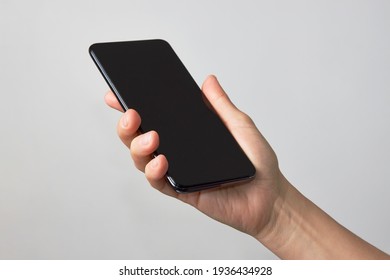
[130,139,140,158]
[235,111,255,126]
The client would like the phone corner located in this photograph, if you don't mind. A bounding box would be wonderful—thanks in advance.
[249,164,257,178]
[88,43,98,56]
[153,38,171,47]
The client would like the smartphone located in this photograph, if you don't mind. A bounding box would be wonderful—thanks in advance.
[89,39,255,193]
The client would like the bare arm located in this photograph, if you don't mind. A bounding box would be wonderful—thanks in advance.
[258,178,388,259]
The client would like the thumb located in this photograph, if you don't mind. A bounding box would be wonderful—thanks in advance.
[201,75,246,129]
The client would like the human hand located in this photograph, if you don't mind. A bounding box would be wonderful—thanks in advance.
[105,75,287,240]
[105,75,390,259]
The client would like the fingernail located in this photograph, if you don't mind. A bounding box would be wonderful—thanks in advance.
[141,132,151,146]
[121,113,128,128]
[151,158,159,168]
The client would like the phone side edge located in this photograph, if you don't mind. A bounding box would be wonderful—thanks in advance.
[89,45,128,112]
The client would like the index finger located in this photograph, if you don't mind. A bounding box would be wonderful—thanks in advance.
[104,91,124,112]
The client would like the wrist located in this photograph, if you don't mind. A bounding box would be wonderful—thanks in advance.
[254,175,307,258]
[254,175,390,259]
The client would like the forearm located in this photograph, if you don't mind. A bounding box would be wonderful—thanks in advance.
[256,177,389,259]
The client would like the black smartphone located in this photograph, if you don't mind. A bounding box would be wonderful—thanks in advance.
[89,39,255,193]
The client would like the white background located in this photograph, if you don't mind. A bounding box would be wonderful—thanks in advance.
[0,0,389,259]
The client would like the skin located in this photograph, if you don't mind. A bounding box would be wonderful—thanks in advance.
[104,75,389,259]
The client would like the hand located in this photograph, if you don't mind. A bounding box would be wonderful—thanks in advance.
[105,75,389,259]
[105,75,285,239]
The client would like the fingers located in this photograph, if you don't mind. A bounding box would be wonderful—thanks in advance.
[117,109,141,147]
[122,121,176,197]
[130,131,159,171]
[105,91,124,112]
[131,135,179,198]
[144,155,179,198]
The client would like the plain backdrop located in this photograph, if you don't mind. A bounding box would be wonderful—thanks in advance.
[0,0,389,259]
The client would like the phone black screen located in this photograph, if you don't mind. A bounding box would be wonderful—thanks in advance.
[89,40,255,192]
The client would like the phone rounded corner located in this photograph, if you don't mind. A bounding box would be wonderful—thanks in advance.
[88,43,97,56]
[154,39,171,48]
[166,175,179,188]
[166,175,189,193]
[249,164,257,178]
